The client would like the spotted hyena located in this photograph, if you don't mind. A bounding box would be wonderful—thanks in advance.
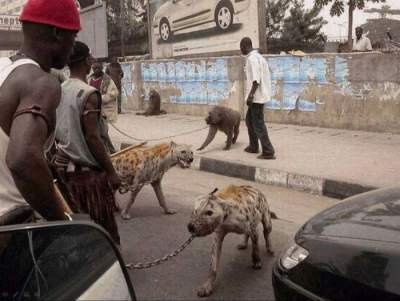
[112,142,193,219]
[188,185,274,297]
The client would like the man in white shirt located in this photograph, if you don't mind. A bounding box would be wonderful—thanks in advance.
[240,37,275,160]
[353,27,372,52]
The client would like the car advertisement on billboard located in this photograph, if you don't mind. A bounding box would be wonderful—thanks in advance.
[149,0,263,59]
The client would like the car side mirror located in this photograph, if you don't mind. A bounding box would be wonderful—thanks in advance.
[0,221,136,301]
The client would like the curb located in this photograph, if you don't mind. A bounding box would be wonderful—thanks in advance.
[195,157,377,200]
[118,142,377,200]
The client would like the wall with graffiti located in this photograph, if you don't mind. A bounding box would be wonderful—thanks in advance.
[140,59,232,105]
[122,52,400,133]
[267,56,328,112]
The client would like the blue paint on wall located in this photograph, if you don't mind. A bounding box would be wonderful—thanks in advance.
[282,83,306,110]
[282,57,300,83]
[140,55,349,111]
[141,59,230,105]
[266,56,330,112]
[335,56,348,84]
[299,58,327,83]
[121,63,133,99]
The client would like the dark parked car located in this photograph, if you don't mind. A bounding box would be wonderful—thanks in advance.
[273,186,400,301]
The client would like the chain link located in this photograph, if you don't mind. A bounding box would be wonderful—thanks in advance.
[125,235,195,270]
[109,122,208,142]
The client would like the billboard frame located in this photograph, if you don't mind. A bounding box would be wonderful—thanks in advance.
[147,0,267,59]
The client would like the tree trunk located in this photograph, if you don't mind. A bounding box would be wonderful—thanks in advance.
[347,0,355,52]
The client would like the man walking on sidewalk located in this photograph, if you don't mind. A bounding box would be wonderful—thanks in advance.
[55,42,122,245]
[240,37,275,160]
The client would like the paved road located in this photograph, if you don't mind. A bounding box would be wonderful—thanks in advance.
[116,168,338,300]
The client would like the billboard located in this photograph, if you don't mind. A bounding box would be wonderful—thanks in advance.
[149,0,265,59]
[0,15,22,31]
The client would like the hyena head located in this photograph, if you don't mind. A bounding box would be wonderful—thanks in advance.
[187,189,226,237]
[171,142,194,169]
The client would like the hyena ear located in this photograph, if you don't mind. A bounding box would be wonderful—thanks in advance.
[210,188,218,195]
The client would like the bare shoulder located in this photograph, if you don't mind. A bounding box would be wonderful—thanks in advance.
[85,91,101,109]
[16,65,61,110]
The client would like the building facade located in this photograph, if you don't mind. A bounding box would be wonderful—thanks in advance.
[0,0,26,15]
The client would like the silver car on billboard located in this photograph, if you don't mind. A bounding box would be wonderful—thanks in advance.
[153,0,250,42]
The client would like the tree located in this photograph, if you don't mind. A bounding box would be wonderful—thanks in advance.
[106,0,149,57]
[315,0,386,51]
[266,0,292,40]
[365,5,400,18]
[269,0,327,53]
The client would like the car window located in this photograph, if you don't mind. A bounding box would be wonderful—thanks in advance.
[0,225,116,301]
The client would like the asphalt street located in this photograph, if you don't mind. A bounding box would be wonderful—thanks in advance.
[116,168,338,300]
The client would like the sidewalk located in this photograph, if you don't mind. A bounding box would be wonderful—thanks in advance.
[109,111,400,199]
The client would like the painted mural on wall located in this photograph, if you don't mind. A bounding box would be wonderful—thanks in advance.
[138,55,353,111]
[267,56,329,112]
[121,63,134,103]
[141,59,230,104]
[149,0,260,59]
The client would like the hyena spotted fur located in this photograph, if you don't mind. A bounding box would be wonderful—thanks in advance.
[112,142,193,220]
[188,185,274,297]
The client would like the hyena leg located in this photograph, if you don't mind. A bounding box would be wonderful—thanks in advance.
[232,123,240,144]
[121,185,143,220]
[197,231,226,298]
[237,234,249,250]
[250,228,262,269]
[262,212,274,255]
[223,128,233,150]
[151,179,176,215]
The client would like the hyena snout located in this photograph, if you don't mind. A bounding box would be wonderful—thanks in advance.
[187,223,195,233]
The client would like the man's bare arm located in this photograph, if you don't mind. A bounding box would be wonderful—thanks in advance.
[6,74,68,221]
[246,81,259,105]
[83,93,121,189]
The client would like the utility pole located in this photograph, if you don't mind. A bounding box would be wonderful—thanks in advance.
[120,0,126,57]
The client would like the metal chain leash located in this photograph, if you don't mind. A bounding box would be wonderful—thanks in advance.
[125,235,196,270]
[109,122,208,142]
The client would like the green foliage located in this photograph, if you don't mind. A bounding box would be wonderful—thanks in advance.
[106,0,149,56]
[314,0,386,16]
[268,0,327,53]
[266,0,291,39]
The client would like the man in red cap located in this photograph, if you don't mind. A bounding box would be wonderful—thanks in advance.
[0,0,80,225]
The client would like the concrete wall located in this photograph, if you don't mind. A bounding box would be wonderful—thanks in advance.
[121,52,400,133]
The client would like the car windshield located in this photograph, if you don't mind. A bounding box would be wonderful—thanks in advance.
[355,199,400,231]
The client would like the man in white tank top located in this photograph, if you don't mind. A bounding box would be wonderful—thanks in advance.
[0,0,80,225]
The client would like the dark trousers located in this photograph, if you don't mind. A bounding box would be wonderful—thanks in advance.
[245,103,275,155]
[117,92,122,114]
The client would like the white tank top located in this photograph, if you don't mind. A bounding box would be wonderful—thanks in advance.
[0,57,39,217]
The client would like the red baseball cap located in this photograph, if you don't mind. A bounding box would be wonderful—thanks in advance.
[20,0,81,31]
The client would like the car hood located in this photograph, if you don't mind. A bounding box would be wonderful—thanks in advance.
[299,187,400,243]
